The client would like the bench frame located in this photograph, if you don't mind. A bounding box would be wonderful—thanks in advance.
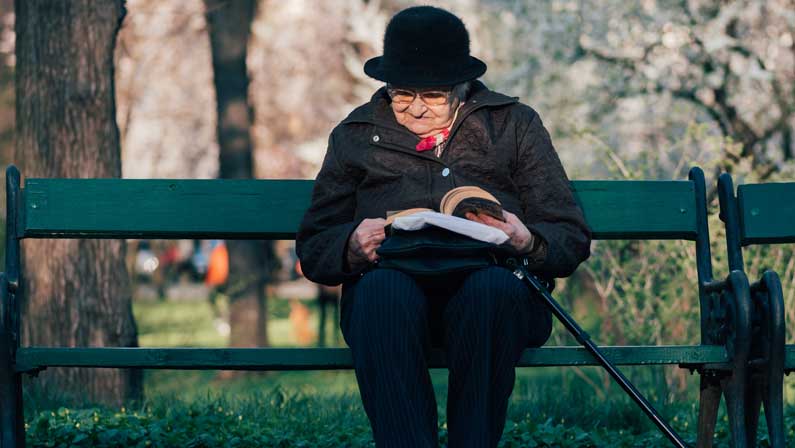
[0,165,757,447]
[718,173,788,447]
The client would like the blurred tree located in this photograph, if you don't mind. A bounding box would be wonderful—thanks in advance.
[14,0,141,405]
[205,0,274,353]
[247,0,385,178]
[482,0,794,180]
[573,0,794,173]
[115,0,219,179]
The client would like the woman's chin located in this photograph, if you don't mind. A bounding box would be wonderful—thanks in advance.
[404,123,434,136]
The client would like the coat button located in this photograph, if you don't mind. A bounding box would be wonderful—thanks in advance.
[372,135,380,142]
[442,168,450,177]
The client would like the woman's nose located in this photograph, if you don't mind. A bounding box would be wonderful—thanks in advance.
[406,98,427,117]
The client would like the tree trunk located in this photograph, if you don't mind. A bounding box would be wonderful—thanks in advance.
[205,0,272,351]
[14,0,141,405]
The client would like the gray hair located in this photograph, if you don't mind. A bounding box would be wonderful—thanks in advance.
[450,81,471,102]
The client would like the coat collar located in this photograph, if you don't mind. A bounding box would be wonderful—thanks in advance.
[338,81,518,163]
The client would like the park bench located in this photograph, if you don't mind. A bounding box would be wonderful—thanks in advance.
[718,174,794,447]
[0,165,754,447]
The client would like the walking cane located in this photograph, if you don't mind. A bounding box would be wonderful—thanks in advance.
[505,259,690,448]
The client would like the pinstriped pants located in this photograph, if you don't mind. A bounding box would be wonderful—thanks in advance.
[340,266,552,448]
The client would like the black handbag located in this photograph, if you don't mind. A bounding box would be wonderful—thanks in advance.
[375,226,511,276]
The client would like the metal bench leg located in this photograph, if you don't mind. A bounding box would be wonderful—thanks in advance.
[724,372,749,448]
[0,273,24,448]
[744,374,763,446]
[740,270,786,448]
[2,169,24,448]
[722,271,753,448]
[697,270,753,447]
[696,375,721,448]
[758,271,785,448]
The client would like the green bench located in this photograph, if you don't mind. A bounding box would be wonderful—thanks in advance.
[1,165,754,447]
[718,174,794,447]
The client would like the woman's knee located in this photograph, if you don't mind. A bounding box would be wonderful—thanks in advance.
[457,266,528,310]
[446,266,553,346]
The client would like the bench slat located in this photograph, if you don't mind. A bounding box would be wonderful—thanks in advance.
[574,180,697,240]
[737,183,795,244]
[22,179,315,240]
[22,179,698,240]
[15,345,728,373]
[782,345,795,371]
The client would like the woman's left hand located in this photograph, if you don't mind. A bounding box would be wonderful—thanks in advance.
[465,210,534,254]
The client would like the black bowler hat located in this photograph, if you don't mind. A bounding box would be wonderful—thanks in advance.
[364,6,487,87]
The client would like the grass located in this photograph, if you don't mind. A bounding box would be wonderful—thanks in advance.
[22,292,783,446]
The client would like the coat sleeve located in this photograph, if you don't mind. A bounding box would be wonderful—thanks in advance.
[514,108,592,278]
[296,129,364,286]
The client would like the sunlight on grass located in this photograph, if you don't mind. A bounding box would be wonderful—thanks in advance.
[133,296,338,348]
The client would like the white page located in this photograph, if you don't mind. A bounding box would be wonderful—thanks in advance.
[392,211,510,244]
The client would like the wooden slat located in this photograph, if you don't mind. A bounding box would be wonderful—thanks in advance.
[22,179,698,240]
[738,183,795,245]
[783,345,795,370]
[22,179,315,240]
[14,345,728,373]
[572,180,697,240]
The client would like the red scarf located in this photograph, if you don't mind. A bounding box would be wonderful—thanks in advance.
[414,103,463,152]
[415,129,450,152]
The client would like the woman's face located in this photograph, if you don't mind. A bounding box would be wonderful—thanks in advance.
[389,87,459,138]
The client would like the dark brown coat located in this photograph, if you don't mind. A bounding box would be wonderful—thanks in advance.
[296,81,591,286]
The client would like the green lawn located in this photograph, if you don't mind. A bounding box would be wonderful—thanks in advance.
[22,294,783,446]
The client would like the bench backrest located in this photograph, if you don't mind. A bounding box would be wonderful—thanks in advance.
[736,183,795,245]
[718,175,795,272]
[3,166,725,371]
[17,179,702,242]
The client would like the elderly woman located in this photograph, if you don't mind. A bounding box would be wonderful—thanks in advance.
[296,6,590,448]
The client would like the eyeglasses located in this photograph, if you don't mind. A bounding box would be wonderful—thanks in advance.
[387,87,452,107]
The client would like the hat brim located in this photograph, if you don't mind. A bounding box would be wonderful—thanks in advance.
[363,56,487,87]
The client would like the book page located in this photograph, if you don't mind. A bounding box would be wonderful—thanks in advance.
[384,207,434,226]
[391,210,509,244]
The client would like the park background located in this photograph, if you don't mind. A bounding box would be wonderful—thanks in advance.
[1,0,795,446]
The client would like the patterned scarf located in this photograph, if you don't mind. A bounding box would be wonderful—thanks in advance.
[415,129,450,152]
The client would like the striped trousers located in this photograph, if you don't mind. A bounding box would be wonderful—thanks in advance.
[340,266,552,448]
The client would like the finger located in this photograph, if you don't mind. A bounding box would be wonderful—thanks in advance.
[365,221,385,230]
[503,212,531,236]
[365,218,387,230]
[465,212,486,224]
[364,242,381,253]
[502,210,518,221]
[367,233,385,243]
[480,214,513,232]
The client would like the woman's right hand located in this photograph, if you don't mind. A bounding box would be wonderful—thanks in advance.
[346,218,387,270]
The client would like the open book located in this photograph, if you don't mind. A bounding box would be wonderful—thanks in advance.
[385,186,506,225]
[384,186,510,245]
